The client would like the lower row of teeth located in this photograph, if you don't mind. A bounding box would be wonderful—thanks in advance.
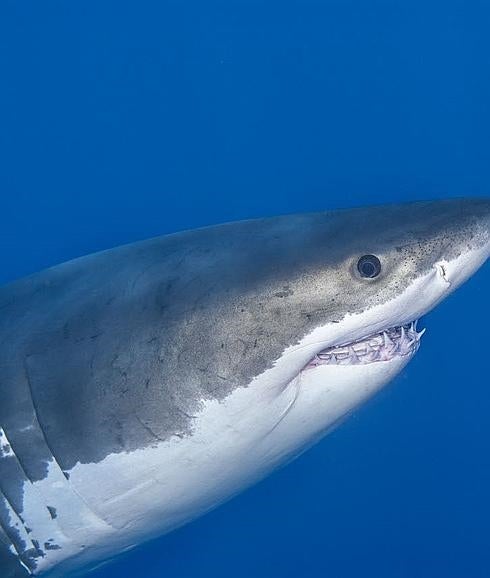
[307,321,426,367]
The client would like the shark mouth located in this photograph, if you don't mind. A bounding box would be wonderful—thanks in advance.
[306,321,426,368]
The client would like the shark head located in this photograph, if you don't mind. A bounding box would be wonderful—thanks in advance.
[211,197,490,464]
[272,197,490,363]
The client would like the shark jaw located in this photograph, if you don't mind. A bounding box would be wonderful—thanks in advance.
[305,320,426,368]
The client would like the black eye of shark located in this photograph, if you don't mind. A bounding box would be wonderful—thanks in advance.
[357,254,382,278]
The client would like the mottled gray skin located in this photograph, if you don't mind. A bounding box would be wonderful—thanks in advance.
[0,199,489,576]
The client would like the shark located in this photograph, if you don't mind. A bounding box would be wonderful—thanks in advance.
[0,198,489,576]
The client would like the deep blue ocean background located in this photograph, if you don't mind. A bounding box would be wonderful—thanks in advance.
[1,2,490,577]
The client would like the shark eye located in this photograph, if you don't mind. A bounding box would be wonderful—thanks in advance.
[357,254,381,278]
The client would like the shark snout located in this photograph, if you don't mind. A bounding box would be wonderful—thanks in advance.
[437,198,490,290]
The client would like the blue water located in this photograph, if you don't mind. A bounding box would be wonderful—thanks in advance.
[1,2,490,577]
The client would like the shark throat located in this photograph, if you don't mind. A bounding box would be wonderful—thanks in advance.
[306,321,426,368]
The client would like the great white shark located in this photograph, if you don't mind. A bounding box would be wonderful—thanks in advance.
[0,199,489,577]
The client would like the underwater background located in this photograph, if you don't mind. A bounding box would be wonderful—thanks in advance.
[1,1,490,577]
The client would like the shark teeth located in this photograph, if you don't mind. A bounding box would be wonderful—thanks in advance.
[307,320,425,368]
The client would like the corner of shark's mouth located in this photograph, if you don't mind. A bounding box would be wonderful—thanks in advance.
[306,321,426,368]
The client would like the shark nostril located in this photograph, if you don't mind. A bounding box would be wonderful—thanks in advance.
[435,261,451,285]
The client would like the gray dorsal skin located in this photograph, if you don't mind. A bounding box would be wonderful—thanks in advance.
[1,199,489,577]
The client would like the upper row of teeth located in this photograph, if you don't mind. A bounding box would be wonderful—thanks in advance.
[309,321,426,366]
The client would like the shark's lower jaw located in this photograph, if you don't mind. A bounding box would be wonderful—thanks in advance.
[306,321,426,368]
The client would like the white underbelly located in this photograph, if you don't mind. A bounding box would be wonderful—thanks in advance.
[29,351,411,576]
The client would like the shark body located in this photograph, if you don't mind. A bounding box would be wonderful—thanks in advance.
[0,199,489,576]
